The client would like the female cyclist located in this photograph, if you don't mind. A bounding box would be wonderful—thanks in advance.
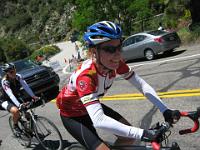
[0,63,38,136]
[56,21,180,150]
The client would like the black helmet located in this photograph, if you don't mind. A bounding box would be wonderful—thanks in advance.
[2,63,15,72]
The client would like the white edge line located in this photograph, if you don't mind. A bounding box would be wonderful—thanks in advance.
[129,53,200,68]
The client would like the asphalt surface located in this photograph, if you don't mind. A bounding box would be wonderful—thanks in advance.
[0,43,200,150]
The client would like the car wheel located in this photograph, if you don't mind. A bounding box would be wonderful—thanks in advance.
[144,49,155,60]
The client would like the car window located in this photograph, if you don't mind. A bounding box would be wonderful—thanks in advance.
[135,35,146,43]
[123,36,136,47]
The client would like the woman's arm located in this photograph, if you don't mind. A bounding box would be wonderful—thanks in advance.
[85,102,144,139]
[128,73,168,113]
[17,74,35,97]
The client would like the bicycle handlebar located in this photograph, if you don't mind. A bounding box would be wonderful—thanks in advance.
[152,107,200,150]
[179,107,200,135]
[19,96,45,111]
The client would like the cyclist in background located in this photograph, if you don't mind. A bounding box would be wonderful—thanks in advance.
[0,63,39,136]
[56,21,180,150]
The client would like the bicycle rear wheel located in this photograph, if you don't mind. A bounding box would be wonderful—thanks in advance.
[9,116,32,147]
[67,143,86,150]
[33,116,63,150]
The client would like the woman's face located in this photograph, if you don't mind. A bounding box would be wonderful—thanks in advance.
[7,69,16,79]
[97,39,122,70]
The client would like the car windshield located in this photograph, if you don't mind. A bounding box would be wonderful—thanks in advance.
[14,59,38,72]
[147,30,167,36]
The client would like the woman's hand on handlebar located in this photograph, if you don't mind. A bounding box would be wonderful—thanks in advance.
[19,102,28,111]
[141,122,170,142]
[32,96,40,102]
[163,109,181,126]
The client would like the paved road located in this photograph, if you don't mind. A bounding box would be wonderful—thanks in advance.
[0,44,200,149]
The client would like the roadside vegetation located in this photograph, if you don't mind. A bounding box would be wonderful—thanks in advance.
[0,0,200,64]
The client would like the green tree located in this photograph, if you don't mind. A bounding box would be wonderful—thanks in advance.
[0,37,31,62]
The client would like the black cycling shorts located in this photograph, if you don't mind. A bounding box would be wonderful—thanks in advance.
[0,100,16,112]
[60,103,123,150]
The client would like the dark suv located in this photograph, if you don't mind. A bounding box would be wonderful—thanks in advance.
[0,59,60,102]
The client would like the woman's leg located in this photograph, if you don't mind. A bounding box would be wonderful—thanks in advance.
[61,114,110,150]
[1,101,20,125]
[10,106,20,125]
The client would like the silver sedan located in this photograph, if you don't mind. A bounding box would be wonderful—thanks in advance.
[121,30,181,61]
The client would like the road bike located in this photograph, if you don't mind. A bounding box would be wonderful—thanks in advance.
[67,107,200,150]
[8,97,63,150]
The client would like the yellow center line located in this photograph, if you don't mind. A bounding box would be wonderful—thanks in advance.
[51,88,200,102]
[100,88,200,101]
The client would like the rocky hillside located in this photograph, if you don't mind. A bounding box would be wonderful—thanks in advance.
[0,0,74,44]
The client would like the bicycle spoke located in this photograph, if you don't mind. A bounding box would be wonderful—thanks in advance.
[34,116,63,150]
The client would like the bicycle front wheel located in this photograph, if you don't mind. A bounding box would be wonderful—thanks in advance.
[67,143,86,150]
[33,116,63,150]
[9,116,32,147]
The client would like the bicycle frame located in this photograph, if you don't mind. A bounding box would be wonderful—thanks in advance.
[9,97,63,150]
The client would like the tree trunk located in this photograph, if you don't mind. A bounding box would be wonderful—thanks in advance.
[189,0,200,24]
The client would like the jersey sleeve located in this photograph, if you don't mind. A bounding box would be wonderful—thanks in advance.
[116,60,135,80]
[76,75,99,106]
[17,74,35,97]
[1,79,21,107]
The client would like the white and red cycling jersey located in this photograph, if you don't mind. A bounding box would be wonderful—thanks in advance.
[57,58,169,139]
[57,59,134,117]
[57,59,168,118]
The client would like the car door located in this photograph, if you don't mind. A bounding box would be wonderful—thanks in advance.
[122,36,137,60]
[133,35,147,58]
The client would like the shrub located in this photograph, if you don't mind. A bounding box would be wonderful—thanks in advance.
[30,45,61,61]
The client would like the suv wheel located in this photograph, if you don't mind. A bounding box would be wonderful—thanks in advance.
[144,49,155,60]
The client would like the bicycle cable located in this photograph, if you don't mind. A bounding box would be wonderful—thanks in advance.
[162,130,171,146]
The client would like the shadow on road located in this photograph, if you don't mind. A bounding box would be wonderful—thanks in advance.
[31,140,74,150]
[125,49,186,64]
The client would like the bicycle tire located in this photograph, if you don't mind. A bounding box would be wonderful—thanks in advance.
[67,143,86,150]
[33,116,63,150]
[8,116,32,147]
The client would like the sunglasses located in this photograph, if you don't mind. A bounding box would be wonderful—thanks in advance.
[97,44,122,54]
[8,70,16,74]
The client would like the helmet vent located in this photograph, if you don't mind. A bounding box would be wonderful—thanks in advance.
[98,26,112,35]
